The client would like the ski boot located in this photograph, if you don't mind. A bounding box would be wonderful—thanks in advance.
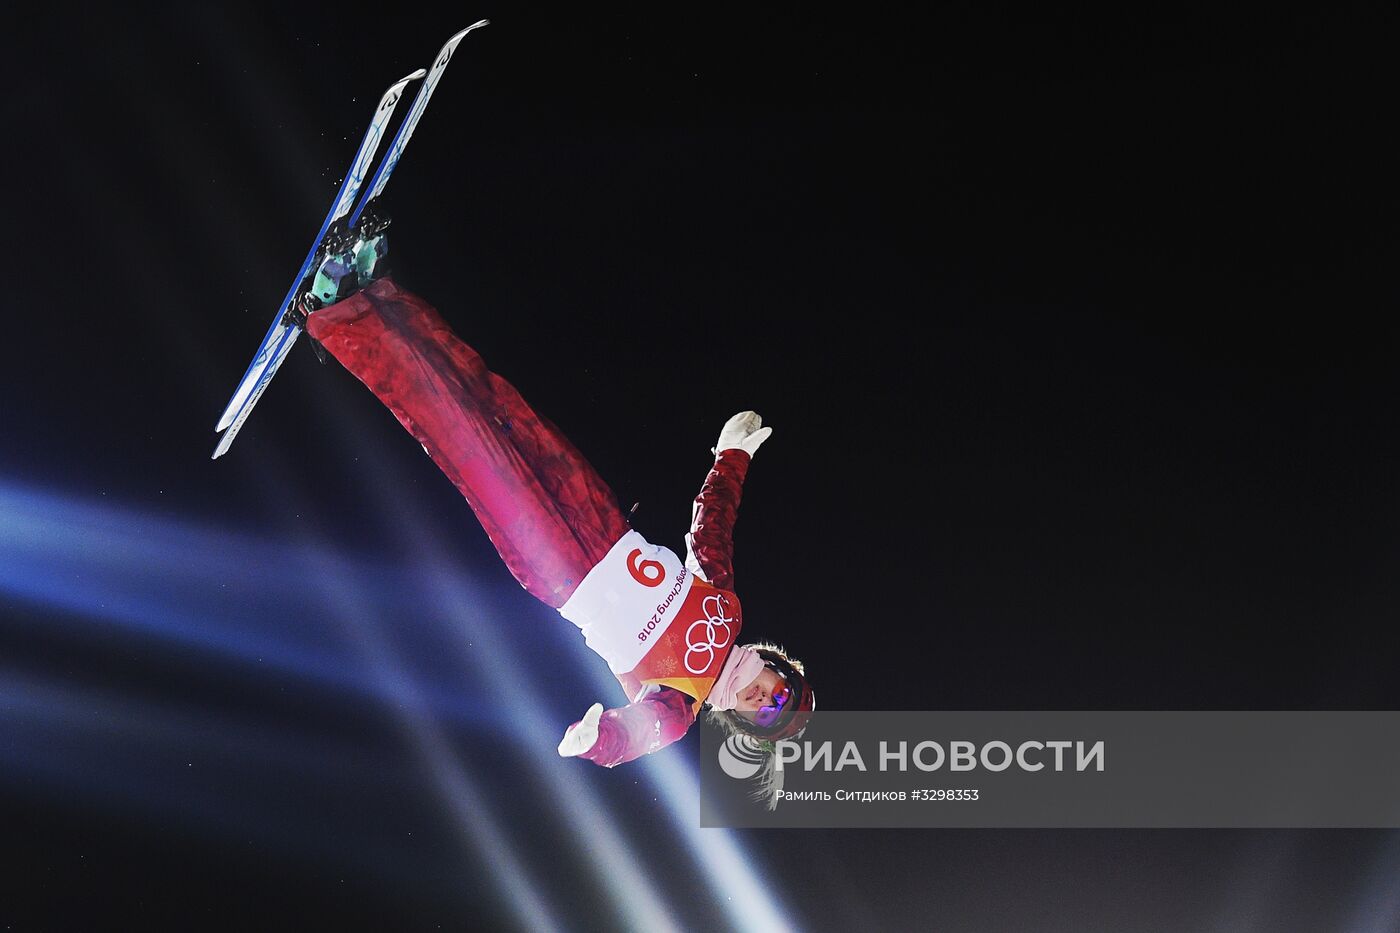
[307,219,361,308]
[350,201,394,286]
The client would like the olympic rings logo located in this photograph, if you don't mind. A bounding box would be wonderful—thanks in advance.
[684,595,734,674]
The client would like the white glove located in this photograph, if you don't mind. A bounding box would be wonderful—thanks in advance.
[713,410,773,458]
[557,702,604,757]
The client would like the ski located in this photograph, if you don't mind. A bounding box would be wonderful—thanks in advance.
[348,19,490,228]
[213,67,426,438]
[211,20,490,460]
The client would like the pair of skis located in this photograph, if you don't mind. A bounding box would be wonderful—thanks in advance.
[211,20,489,459]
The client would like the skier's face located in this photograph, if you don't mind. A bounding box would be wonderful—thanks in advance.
[733,665,787,712]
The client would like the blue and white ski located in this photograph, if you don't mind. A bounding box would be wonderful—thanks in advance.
[212,19,489,460]
[348,19,490,228]
[213,67,426,439]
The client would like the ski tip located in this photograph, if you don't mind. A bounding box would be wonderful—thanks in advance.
[425,21,490,72]
[401,67,429,83]
[450,19,489,43]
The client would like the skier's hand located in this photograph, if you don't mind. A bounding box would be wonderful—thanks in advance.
[557,702,604,757]
[713,410,773,458]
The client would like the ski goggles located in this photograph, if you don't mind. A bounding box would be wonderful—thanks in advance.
[754,681,793,728]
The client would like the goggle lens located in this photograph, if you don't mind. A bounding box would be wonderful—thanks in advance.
[754,683,792,727]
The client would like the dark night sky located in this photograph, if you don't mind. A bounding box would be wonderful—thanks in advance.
[4,4,1400,931]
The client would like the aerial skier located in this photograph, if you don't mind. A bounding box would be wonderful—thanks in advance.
[210,22,812,796]
[301,278,815,773]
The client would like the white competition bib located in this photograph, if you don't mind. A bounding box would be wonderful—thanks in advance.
[558,530,694,675]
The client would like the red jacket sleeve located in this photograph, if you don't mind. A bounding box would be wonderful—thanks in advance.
[577,686,696,768]
[684,449,752,591]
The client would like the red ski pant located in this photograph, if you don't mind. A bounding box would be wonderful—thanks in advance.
[306,277,630,607]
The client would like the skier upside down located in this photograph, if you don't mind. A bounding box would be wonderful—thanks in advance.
[304,276,815,767]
